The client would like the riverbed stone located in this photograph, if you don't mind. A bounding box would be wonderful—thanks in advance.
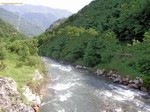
[113,77,121,83]
[133,79,140,85]
[96,69,105,75]
[123,81,129,85]
[128,84,139,89]
[76,65,83,69]
[107,70,113,77]
[122,78,128,82]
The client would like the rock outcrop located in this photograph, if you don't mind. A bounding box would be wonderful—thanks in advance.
[0,77,34,112]
[23,69,45,111]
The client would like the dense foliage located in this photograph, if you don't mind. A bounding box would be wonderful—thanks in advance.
[62,0,150,42]
[38,0,150,89]
[0,18,40,87]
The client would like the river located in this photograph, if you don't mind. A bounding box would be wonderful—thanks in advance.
[41,57,150,112]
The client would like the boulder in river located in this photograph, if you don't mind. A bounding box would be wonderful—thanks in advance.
[107,70,113,77]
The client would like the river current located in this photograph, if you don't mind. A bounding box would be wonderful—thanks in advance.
[41,57,150,112]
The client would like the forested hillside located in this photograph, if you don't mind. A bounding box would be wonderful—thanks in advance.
[61,0,150,42]
[0,18,40,87]
[38,0,150,90]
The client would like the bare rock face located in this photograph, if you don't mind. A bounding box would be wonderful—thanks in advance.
[0,77,34,112]
[23,86,41,105]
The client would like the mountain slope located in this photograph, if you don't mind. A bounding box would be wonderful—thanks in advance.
[37,0,150,90]
[0,18,24,41]
[0,5,72,33]
[61,0,150,41]
[22,12,57,30]
[0,7,43,36]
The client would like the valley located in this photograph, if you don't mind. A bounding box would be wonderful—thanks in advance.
[0,0,150,112]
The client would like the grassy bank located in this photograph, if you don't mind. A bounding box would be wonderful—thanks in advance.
[0,55,38,88]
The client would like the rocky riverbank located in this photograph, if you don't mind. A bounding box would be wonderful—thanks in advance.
[95,69,148,93]
[75,65,148,93]
[0,69,47,112]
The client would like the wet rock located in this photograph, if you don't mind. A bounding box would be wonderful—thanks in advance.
[122,77,129,85]
[113,77,121,83]
[83,66,86,69]
[128,84,139,89]
[75,65,83,69]
[140,87,147,92]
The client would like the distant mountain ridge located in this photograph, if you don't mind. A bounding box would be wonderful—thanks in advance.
[0,7,43,36]
[0,4,72,36]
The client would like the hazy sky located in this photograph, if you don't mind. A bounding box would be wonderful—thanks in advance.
[0,0,93,13]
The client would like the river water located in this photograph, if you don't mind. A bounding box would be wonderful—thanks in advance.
[41,57,150,112]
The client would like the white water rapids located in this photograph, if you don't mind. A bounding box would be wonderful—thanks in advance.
[41,57,150,112]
